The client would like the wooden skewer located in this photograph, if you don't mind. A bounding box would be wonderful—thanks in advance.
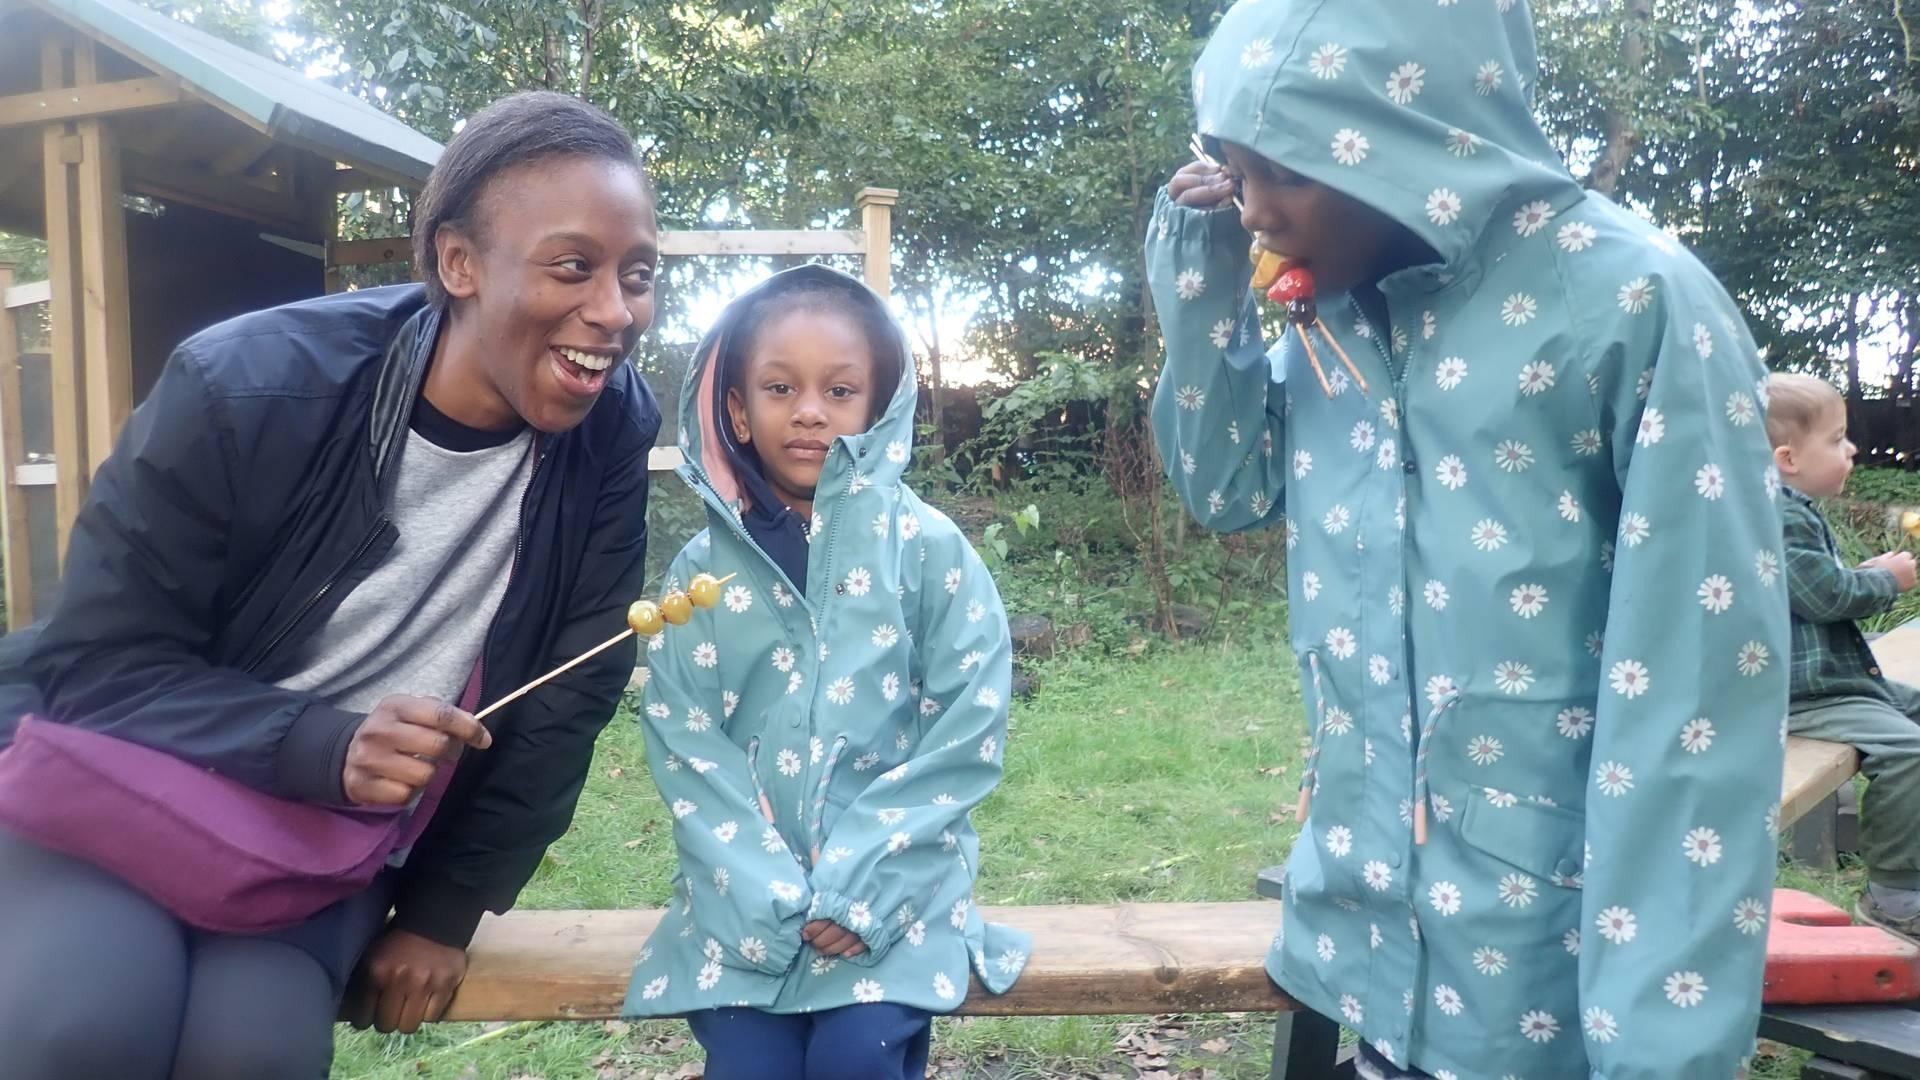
[1294,322,1334,397]
[1312,318,1369,394]
[474,628,634,721]
[1188,133,1245,211]
[470,573,739,722]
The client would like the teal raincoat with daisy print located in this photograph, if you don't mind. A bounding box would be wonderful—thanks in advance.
[1148,3,1789,1077]
[621,266,1030,1020]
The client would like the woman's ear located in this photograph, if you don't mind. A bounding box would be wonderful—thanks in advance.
[435,224,479,301]
[726,387,751,444]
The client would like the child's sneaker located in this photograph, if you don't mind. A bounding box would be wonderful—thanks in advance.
[1855,891,1920,946]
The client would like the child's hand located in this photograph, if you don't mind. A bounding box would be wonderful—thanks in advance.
[1169,161,1237,210]
[1869,551,1920,591]
[802,919,866,958]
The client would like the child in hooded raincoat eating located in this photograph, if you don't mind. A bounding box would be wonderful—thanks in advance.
[620,265,1030,1078]
[1147,1,1789,1077]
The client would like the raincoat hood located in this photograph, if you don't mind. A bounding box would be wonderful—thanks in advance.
[677,264,918,516]
[1194,0,1583,274]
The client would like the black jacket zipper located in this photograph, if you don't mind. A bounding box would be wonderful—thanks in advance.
[241,517,392,675]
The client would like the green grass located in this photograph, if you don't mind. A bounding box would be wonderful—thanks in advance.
[1842,466,1920,509]
[331,628,1309,1079]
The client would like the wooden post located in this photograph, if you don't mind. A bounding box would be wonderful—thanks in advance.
[309,161,344,294]
[41,34,88,564]
[0,264,31,629]
[75,39,133,478]
[854,187,898,301]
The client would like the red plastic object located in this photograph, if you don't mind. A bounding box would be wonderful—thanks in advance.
[1763,888,1920,1005]
[1267,267,1315,304]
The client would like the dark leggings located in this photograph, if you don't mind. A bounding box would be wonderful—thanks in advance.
[687,1003,933,1080]
[0,828,389,1079]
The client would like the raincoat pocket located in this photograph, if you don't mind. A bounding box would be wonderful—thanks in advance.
[1456,790,1586,889]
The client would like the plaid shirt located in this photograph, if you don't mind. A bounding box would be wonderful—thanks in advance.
[1783,486,1901,702]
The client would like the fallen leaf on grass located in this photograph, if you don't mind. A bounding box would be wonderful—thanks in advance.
[1200,1037,1232,1054]
[1257,765,1287,778]
[607,767,625,779]
[623,838,645,849]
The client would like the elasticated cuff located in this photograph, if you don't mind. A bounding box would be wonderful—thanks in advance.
[273,702,365,805]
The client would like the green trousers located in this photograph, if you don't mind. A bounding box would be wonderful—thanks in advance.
[1790,680,1920,890]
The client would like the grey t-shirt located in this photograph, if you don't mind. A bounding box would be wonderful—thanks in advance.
[272,419,534,713]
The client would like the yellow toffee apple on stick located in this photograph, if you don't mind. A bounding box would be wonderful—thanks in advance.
[474,573,735,721]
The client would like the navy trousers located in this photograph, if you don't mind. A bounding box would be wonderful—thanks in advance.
[687,1003,933,1080]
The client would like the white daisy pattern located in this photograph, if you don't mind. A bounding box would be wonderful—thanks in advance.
[1519,361,1556,396]
[1596,761,1635,797]
[1610,659,1650,698]
[1510,583,1548,618]
[1386,62,1426,104]
[1493,661,1534,695]
[1597,906,1638,944]
[1332,128,1370,166]
[1665,971,1708,1008]
[1512,200,1553,237]
[1309,42,1348,79]
[1680,718,1716,754]
[1557,220,1597,252]
[1325,825,1354,858]
[1494,440,1534,472]
[1501,293,1538,326]
[1619,277,1656,314]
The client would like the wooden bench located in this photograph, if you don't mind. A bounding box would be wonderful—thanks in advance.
[447,902,1292,1022]
[442,627,1920,1078]
[447,728,1882,1022]
[1781,622,1920,867]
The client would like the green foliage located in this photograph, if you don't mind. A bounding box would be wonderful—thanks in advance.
[1820,497,1920,635]
[0,234,48,283]
[1843,466,1920,508]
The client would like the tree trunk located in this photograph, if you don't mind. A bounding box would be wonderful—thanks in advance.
[1590,0,1652,196]
[1898,296,1919,401]
[927,294,946,468]
[542,25,562,89]
[578,0,603,95]
[1845,291,1863,404]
